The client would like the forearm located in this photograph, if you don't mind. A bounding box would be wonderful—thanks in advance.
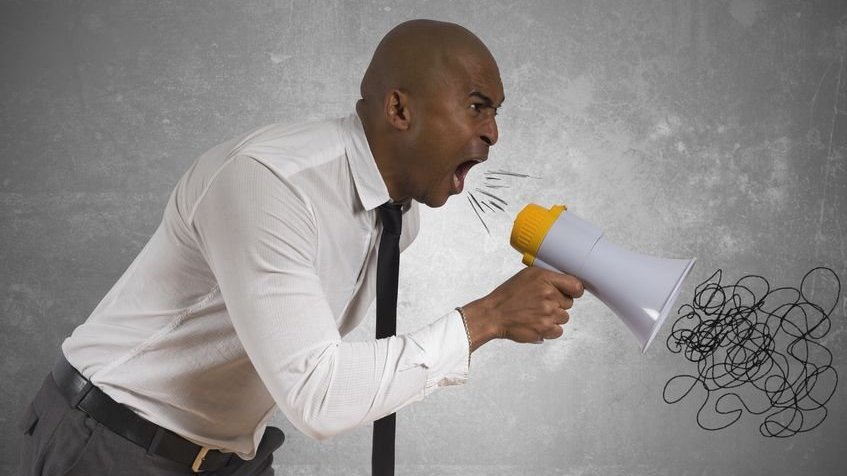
[277,337,425,440]
[270,311,469,440]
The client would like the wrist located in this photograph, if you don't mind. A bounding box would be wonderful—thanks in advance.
[454,307,472,368]
[458,298,499,353]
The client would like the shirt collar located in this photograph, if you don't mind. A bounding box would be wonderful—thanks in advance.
[341,113,393,212]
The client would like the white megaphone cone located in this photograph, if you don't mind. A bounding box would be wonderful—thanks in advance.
[510,204,696,352]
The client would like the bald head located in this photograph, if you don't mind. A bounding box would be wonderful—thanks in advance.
[360,20,497,112]
[356,20,504,207]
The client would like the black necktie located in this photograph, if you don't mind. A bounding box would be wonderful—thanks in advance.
[373,202,402,476]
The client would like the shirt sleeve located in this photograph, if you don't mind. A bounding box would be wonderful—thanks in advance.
[191,155,469,440]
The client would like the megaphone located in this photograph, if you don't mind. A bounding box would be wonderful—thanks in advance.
[510,203,696,352]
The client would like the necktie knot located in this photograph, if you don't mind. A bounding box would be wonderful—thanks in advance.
[378,202,403,236]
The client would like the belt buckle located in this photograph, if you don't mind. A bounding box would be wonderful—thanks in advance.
[191,446,211,473]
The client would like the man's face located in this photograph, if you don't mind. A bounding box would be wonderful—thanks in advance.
[404,53,504,207]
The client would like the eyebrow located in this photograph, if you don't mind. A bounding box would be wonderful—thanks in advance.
[469,91,505,109]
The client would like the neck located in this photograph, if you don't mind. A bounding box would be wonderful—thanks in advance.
[356,101,408,203]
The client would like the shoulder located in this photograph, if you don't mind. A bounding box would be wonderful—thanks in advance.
[235,118,347,179]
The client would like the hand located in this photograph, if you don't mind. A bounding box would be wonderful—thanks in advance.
[461,267,584,351]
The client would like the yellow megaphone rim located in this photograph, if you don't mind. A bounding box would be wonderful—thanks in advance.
[510,203,567,266]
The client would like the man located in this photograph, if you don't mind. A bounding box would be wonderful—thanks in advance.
[18,19,583,475]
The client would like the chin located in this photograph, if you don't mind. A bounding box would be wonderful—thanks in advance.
[423,198,449,208]
[420,193,451,208]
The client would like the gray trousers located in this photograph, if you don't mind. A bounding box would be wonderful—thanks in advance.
[18,373,284,476]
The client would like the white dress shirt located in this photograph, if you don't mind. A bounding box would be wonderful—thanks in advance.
[61,113,470,459]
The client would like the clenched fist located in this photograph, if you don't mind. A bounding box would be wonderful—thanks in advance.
[460,267,584,351]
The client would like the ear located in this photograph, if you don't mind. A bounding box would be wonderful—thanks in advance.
[384,89,412,131]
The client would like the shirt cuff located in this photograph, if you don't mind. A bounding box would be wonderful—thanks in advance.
[405,309,470,396]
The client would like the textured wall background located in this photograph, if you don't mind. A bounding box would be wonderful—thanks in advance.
[2,0,846,474]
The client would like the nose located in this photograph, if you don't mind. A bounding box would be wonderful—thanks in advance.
[480,116,498,146]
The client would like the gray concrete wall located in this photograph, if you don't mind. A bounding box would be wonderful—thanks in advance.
[2,0,845,474]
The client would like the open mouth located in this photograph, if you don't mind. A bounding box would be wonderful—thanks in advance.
[453,159,482,194]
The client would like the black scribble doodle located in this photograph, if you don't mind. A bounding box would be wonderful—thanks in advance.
[663,267,842,438]
[466,169,539,235]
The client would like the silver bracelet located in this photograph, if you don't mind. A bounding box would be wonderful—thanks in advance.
[455,306,472,368]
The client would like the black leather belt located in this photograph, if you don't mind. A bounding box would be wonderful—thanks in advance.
[51,356,238,473]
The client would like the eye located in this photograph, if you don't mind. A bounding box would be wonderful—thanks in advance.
[470,103,498,116]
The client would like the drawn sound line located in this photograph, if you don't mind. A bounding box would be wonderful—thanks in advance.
[466,170,538,234]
